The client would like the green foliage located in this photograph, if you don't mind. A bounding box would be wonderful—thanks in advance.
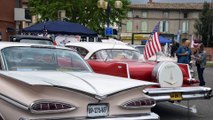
[29,0,130,35]
[194,2,213,47]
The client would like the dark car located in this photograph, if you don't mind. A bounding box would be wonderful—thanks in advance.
[10,35,54,45]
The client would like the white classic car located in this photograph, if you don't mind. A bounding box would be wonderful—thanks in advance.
[0,42,159,120]
[66,42,212,102]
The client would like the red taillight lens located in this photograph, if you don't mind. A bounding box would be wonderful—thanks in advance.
[30,101,76,114]
[121,98,156,109]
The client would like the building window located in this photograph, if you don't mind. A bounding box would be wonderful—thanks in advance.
[142,11,147,18]
[160,21,169,32]
[126,21,133,32]
[182,21,189,33]
[183,13,188,18]
[141,21,148,32]
[163,12,169,18]
[127,11,133,18]
[134,15,140,18]
[133,10,140,18]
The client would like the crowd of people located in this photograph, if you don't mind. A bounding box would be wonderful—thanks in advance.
[175,38,207,86]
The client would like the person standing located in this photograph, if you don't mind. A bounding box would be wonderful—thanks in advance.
[170,41,179,57]
[194,43,207,86]
[176,38,192,65]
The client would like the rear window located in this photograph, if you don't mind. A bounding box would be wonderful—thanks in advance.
[1,46,91,72]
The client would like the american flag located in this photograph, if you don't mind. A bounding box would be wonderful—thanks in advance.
[144,22,162,60]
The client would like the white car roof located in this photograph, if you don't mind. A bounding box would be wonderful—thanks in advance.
[0,42,69,50]
[66,42,137,59]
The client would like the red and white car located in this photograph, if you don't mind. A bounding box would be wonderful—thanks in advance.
[66,42,212,102]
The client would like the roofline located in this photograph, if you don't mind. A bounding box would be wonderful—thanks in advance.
[129,3,203,11]
[129,7,202,11]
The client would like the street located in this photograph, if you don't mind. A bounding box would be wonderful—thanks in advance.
[153,67,213,120]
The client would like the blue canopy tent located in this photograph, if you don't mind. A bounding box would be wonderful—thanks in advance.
[22,21,97,36]
[141,36,172,45]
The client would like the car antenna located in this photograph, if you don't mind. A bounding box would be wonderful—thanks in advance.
[104,38,116,62]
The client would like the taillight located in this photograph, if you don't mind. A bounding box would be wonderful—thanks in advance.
[121,97,156,109]
[30,100,76,114]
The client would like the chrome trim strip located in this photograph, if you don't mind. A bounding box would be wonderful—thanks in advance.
[0,93,28,111]
[19,112,159,120]
[0,113,5,120]
[186,64,192,80]
[29,99,77,114]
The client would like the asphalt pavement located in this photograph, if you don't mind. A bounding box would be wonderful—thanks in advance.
[152,67,213,120]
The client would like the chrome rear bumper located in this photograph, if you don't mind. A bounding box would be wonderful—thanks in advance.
[88,113,159,120]
[143,86,212,102]
[19,113,159,120]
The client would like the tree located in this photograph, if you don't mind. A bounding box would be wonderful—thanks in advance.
[29,0,130,35]
[194,2,213,47]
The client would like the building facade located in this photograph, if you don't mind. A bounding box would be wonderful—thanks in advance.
[0,0,16,41]
[120,0,203,44]
[0,0,30,41]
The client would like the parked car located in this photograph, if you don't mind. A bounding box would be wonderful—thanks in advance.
[10,35,54,45]
[66,42,212,102]
[0,42,159,120]
[130,45,177,62]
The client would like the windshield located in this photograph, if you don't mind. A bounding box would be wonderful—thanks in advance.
[20,39,53,45]
[90,49,143,61]
[2,46,91,72]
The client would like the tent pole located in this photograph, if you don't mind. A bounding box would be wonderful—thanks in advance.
[86,37,89,42]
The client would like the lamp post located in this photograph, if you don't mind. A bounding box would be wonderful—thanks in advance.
[97,0,123,36]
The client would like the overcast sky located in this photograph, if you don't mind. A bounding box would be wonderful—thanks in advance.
[131,0,212,3]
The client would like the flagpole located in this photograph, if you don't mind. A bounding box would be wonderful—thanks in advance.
[155,51,158,62]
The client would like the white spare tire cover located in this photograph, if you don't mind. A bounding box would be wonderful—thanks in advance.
[152,61,183,87]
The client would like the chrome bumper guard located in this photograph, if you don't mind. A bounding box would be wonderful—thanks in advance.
[143,87,212,102]
[19,113,159,120]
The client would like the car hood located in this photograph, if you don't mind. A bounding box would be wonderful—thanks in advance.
[0,71,157,97]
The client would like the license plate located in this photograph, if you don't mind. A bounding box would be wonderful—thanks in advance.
[170,93,182,101]
[87,104,108,117]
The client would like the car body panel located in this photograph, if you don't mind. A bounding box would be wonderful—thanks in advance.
[0,42,159,119]
[0,71,157,97]
[0,79,156,119]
